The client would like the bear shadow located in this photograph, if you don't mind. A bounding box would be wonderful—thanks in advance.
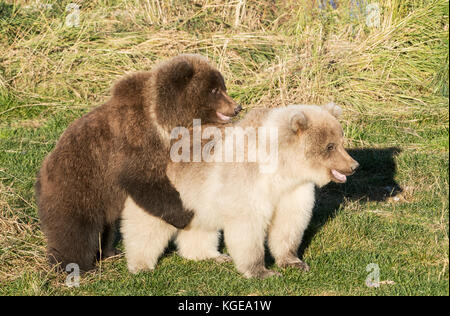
[263,147,402,267]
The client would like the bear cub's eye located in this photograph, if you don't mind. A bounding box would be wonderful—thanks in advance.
[326,143,335,151]
[211,88,219,95]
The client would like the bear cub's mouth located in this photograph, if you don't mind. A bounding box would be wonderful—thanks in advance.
[216,111,232,122]
[331,169,354,183]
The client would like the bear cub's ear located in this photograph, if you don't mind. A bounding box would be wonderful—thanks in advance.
[170,60,195,87]
[323,102,342,118]
[290,111,308,134]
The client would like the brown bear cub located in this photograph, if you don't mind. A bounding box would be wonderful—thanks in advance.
[35,54,241,272]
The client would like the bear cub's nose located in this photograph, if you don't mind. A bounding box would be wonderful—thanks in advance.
[234,105,243,115]
[351,161,360,172]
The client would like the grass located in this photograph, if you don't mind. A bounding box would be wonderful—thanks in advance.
[0,0,448,296]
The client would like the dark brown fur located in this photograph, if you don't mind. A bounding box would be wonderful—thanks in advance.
[36,54,239,272]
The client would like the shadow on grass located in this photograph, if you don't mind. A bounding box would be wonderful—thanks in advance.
[297,147,402,259]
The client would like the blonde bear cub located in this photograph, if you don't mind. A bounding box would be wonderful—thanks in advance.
[121,103,359,278]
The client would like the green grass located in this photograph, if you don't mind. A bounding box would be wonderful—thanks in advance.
[0,0,448,296]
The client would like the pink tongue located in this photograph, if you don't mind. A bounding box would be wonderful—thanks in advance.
[217,111,231,121]
[332,169,347,182]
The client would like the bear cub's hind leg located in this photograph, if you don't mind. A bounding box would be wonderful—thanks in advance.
[121,197,177,274]
[176,228,231,263]
[99,222,121,259]
[45,216,101,273]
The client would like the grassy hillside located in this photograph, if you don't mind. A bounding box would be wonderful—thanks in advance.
[0,0,448,295]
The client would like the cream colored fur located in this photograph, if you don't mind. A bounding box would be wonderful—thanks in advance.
[121,104,347,278]
[268,183,315,270]
[121,197,177,273]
